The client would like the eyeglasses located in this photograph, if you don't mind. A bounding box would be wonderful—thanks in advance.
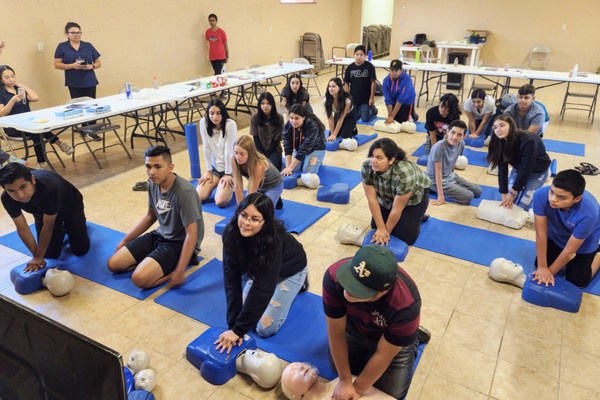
[68,31,83,36]
[238,212,264,226]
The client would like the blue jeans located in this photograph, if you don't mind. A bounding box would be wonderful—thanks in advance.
[242,266,307,337]
[292,149,326,174]
[357,103,377,122]
[259,182,283,207]
[508,168,549,211]
[328,322,418,399]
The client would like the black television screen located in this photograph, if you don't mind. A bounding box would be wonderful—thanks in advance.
[0,295,127,400]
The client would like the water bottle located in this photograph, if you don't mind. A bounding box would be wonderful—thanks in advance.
[569,66,574,78]
[415,48,421,63]
[221,66,227,74]
[195,75,201,87]
[504,62,509,71]
[279,57,283,67]
[153,77,159,89]
[368,50,372,61]
[453,58,459,67]
[572,64,579,78]
[124,82,132,99]
[17,87,26,104]
[333,53,337,62]
[400,51,404,63]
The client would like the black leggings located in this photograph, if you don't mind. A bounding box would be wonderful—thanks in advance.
[333,107,358,139]
[371,189,430,245]
[68,86,96,99]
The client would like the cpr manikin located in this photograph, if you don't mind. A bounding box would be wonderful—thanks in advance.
[134,368,157,392]
[297,173,320,189]
[41,269,75,296]
[489,257,526,288]
[373,120,417,134]
[339,138,358,151]
[281,362,393,400]
[336,224,365,246]
[236,349,282,389]
[454,155,468,170]
[476,199,533,229]
[127,349,151,374]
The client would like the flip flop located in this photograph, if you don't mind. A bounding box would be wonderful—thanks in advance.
[580,162,598,172]
[576,165,599,176]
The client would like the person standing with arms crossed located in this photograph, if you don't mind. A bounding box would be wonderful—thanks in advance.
[205,13,229,100]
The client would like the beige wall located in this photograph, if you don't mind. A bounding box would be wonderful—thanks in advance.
[390,0,600,72]
[1,0,356,108]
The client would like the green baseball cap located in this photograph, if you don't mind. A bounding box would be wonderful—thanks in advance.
[336,245,398,299]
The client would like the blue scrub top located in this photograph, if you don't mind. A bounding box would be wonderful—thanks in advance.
[54,40,101,88]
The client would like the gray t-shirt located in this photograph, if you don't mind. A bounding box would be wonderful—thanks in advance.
[426,139,464,184]
[149,174,204,252]
[242,160,283,191]
[504,102,544,136]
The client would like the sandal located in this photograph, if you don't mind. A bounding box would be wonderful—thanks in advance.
[576,164,599,176]
[580,162,598,172]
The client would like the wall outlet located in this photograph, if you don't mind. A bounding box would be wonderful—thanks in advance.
[562,24,567,30]
[402,6,406,11]
[37,42,44,52]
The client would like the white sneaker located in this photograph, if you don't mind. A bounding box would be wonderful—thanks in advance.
[8,155,29,166]
[484,136,491,146]
[59,142,74,155]
[37,162,48,170]
[487,165,498,176]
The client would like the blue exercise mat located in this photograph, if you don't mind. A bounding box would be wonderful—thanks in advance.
[323,131,378,152]
[412,145,489,168]
[212,199,330,235]
[357,116,383,126]
[413,217,536,268]
[429,184,502,207]
[156,258,427,381]
[0,223,200,300]
[318,165,363,189]
[543,139,585,156]
[415,121,427,132]
[154,258,336,379]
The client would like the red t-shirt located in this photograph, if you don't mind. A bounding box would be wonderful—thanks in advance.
[205,27,227,61]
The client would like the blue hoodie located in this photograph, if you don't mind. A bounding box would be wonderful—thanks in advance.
[382,71,416,106]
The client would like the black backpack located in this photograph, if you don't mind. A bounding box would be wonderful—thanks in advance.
[414,33,427,45]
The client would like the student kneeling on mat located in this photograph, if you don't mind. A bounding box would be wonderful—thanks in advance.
[426,120,482,205]
[215,192,308,352]
[107,146,204,288]
[532,169,600,288]
[323,245,430,400]
[0,163,90,272]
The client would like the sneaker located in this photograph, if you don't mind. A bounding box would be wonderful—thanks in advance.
[82,132,102,142]
[132,181,148,191]
[417,326,431,344]
[37,162,48,170]
[487,165,498,176]
[219,92,228,100]
[421,213,430,223]
[58,142,74,155]
[275,197,284,210]
[483,135,491,146]
[8,155,29,166]
[299,274,309,294]
[371,105,379,117]
[411,110,419,122]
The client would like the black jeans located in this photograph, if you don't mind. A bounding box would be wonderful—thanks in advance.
[328,322,418,399]
[34,205,90,259]
[371,189,429,245]
[5,128,57,163]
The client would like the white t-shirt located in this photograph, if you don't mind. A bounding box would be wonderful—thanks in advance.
[464,96,496,120]
[199,118,237,174]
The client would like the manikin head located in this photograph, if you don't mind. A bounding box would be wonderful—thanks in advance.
[489,257,526,288]
[281,362,319,399]
[134,368,157,392]
[42,269,75,297]
[235,349,282,389]
[127,349,151,374]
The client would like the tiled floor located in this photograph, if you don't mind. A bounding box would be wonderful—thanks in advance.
[1,69,599,400]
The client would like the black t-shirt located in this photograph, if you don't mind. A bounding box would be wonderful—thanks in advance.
[424,106,459,142]
[343,61,377,105]
[281,86,310,110]
[1,170,84,221]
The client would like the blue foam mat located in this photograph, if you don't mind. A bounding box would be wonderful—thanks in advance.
[0,223,200,300]
[543,139,585,156]
[156,258,427,381]
[429,184,502,207]
[413,217,536,269]
[155,258,336,379]
[324,131,378,152]
[318,165,362,189]
[412,145,489,167]
[357,116,383,126]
